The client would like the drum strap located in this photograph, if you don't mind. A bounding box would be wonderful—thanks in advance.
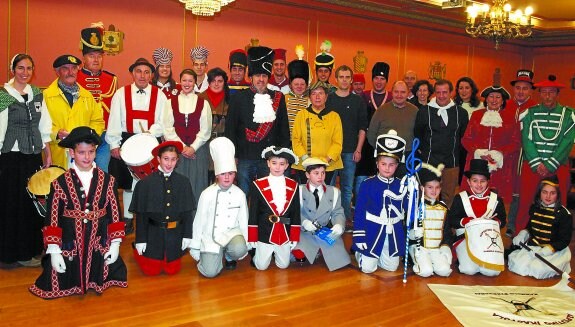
[459,191,498,219]
[125,85,159,133]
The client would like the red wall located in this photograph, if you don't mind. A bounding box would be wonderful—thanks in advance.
[1,0,574,105]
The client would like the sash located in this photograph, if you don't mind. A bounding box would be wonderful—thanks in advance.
[245,91,282,143]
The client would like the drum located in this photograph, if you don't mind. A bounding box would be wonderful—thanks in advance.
[26,166,66,217]
[464,218,505,271]
[120,133,159,180]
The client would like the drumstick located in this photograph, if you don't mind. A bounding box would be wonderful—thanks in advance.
[519,242,575,287]
[138,121,149,133]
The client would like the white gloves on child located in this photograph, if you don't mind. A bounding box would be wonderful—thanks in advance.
[302,220,317,232]
[104,241,121,265]
[356,242,367,251]
[512,230,530,246]
[51,253,66,273]
[330,224,343,238]
[289,241,298,250]
[190,248,200,261]
[135,243,147,255]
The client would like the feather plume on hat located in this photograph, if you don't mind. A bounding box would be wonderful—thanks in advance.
[295,45,305,60]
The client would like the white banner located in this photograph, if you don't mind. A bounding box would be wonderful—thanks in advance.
[429,274,575,326]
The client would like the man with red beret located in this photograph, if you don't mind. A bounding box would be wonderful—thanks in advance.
[352,73,366,95]
[515,74,575,235]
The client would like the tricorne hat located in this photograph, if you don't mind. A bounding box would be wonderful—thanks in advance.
[247,46,274,77]
[58,126,100,148]
[210,137,237,175]
[129,57,155,73]
[80,27,103,55]
[375,129,405,161]
[261,146,298,165]
[480,86,510,100]
[464,159,490,179]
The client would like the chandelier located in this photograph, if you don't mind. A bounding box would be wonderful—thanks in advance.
[179,0,235,16]
[465,0,533,49]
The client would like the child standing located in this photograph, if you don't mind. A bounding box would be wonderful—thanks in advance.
[508,176,572,279]
[30,127,127,298]
[292,157,351,271]
[409,163,452,277]
[353,130,409,273]
[190,137,249,277]
[130,141,196,275]
[448,159,506,276]
[248,146,300,270]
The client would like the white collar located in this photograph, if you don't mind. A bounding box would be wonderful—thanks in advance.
[4,79,33,104]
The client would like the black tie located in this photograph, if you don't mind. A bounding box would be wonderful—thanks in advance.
[313,188,319,209]
[137,89,146,94]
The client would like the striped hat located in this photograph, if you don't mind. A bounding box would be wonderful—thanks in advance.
[152,48,173,66]
[190,46,209,61]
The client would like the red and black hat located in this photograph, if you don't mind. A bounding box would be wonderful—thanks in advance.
[152,141,183,158]
[229,49,248,68]
[510,69,535,89]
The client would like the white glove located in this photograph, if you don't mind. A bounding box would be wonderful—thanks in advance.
[135,243,147,256]
[330,224,344,238]
[51,253,66,273]
[190,248,200,261]
[181,238,193,250]
[249,242,258,249]
[439,246,452,264]
[104,241,121,265]
[413,228,424,239]
[512,230,530,247]
[538,246,554,256]
[46,243,62,254]
[302,220,317,232]
[289,241,298,250]
[356,242,367,251]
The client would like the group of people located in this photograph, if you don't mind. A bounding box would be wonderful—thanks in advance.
[0,25,573,299]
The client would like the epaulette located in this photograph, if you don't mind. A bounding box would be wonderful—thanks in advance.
[102,70,116,77]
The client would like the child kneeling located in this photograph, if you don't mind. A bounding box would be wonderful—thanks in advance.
[508,176,572,279]
[292,158,351,271]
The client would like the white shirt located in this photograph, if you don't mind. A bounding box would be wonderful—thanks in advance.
[308,183,325,202]
[0,80,52,153]
[162,91,212,151]
[70,161,95,196]
[106,83,168,149]
[268,175,287,213]
[194,77,209,94]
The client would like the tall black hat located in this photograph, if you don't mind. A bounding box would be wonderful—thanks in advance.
[247,46,274,77]
[464,159,490,179]
[229,49,248,68]
[80,27,104,55]
[288,59,310,84]
[372,62,390,80]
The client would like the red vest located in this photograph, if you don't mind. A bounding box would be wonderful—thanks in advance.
[125,85,159,134]
[172,95,204,146]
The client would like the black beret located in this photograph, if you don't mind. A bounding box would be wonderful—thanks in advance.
[58,126,101,148]
[53,55,82,68]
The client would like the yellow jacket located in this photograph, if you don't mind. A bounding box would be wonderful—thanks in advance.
[44,79,104,168]
[291,107,343,171]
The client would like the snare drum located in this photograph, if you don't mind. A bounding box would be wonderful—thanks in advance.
[27,166,66,217]
[120,133,159,180]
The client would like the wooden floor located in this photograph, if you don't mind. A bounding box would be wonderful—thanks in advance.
[1,228,574,327]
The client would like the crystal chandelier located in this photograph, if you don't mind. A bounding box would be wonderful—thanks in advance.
[179,0,236,16]
[465,0,533,49]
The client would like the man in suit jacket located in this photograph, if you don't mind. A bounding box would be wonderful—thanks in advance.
[292,158,351,271]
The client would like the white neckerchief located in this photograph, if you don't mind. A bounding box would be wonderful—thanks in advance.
[428,98,454,125]
[541,202,556,208]
[4,79,33,104]
[253,93,276,123]
[156,80,171,91]
[71,162,95,196]
[480,109,503,127]
[268,174,286,212]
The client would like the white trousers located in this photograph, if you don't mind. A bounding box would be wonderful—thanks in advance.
[456,241,500,276]
[409,245,452,277]
[253,242,291,270]
[355,237,399,273]
[508,247,572,279]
